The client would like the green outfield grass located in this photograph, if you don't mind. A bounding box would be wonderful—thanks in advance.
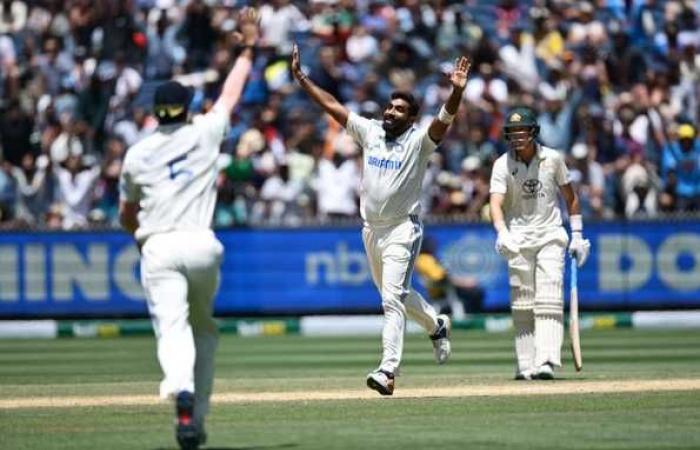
[1,328,700,449]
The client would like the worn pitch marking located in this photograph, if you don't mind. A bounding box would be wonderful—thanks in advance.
[1,378,699,409]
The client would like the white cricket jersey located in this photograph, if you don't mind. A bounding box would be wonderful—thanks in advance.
[345,112,437,225]
[489,144,570,231]
[119,106,229,243]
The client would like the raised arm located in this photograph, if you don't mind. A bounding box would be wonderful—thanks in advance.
[212,7,259,115]
[291,43,349,127]
[428,56,471,144]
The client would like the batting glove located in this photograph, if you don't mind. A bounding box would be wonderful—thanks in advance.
[495,230,520,260]
[568,232,591,267]
[568,214,590,267]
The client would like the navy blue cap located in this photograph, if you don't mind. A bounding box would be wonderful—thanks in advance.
[153,81,193,122]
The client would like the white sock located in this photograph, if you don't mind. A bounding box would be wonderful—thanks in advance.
[193,332,218,427]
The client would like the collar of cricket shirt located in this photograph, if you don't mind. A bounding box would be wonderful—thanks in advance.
[385,124,416,145]
[511,143,546,166]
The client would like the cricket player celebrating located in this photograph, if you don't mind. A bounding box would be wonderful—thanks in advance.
[292,44,471,395]
[489,106,591,380]
[118,9,258,449]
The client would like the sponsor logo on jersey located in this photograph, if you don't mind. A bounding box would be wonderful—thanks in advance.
[521,178,545,199]
[367,156,402,170]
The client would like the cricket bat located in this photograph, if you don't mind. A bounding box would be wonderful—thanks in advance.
[570,257,583,372]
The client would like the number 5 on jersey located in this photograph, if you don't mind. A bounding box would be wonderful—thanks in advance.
[167,153,193,181]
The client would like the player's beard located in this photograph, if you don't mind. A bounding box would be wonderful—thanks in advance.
[382,116,411,138]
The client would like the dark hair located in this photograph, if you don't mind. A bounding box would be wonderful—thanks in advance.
[390,91,420,117]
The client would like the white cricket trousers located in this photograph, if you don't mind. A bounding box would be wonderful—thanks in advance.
[507,227,567,372]
[362,216,439,374]
[140,230,223,427]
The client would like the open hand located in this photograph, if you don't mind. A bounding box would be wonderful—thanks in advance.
[449,56,471,91]
[291,43,305,82]
[237,7,259,46]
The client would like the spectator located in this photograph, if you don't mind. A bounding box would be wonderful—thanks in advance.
[10,153,51,225]
[346,25,378,63]
[0,159,17,223]
[0,0,697,228]
[145,9,185,80]
[258,163,304,225]
[0,0,27,34]
[569,142,605,219]
[537,87,581,151]
[259,0,309,55]
[54,154,100,229]
[313,134,360,221]
[622,161,658,218]
[661,124,700,212]
[464,63,508,111]
[0,100,34,166]
[499,28,539,92]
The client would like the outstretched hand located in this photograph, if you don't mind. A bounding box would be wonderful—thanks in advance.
[237,7,259,46]
[449,56,471,91]
[291,43,306,82]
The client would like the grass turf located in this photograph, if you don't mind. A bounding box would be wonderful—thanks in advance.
[1,328,699,449]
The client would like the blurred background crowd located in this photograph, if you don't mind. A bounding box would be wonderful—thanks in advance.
[0,0,699,230]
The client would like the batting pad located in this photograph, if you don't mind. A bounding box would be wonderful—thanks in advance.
[534,313,564,367]
[533,243,565,316]
[512,309,535,373]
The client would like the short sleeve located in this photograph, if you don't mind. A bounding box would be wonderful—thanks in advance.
[554,152,570,186]
[420,127,439,154]
[489,158,508,194]
[194,104,229,148]
[119,162,140,203]
[345,112,373,148]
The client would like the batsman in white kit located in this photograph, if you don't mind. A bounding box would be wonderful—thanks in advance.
[118,9,258,449]
[489,106,591,380]
[292,45,471,395]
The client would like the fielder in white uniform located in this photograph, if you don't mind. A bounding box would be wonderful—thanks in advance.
[489,106,591,380]
[292,44,471,395]
[118,9,258,450]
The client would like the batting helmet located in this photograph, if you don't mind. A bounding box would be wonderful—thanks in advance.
[503,106,540,137]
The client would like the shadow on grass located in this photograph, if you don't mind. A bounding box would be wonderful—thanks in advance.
[154,443,297,450]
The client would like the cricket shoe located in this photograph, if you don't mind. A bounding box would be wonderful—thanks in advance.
[175,391,205,450]
[534,363,555,380]
[366,370,395,396]
[514,369,534,380]
[430,314,452,365]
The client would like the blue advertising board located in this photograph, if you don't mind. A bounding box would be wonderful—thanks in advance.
[1,220,699,318]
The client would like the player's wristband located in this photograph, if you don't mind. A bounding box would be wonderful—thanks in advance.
[240,45,256,58]
[570,214,583,233]
[437,105,455,125]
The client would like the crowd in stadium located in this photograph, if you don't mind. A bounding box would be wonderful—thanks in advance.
[0,0,699,230]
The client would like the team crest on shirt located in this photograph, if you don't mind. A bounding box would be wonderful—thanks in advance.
[521,178,544,199]
[386,142,405,153]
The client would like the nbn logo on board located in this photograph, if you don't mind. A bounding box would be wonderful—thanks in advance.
[305,242,370,286]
